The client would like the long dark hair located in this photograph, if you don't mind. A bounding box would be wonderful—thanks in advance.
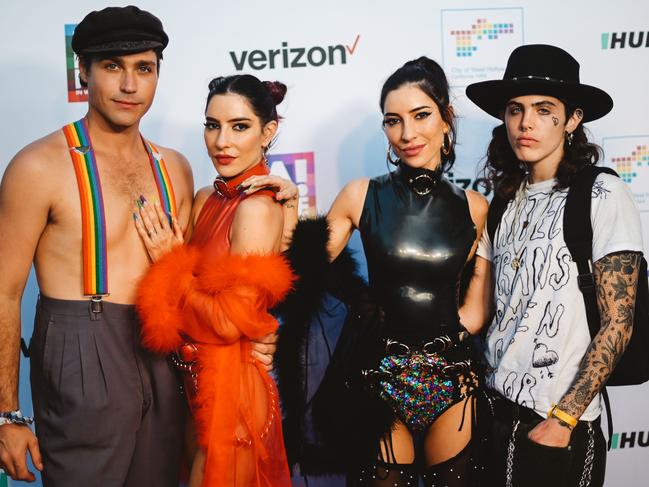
[205,74,286,126]
[380,56,457,172]
[483,105,602,200]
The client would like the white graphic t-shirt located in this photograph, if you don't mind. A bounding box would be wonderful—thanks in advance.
[477,173,643,420]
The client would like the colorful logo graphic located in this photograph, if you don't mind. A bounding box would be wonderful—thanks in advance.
[230,35,360,71]
[602,31,649,50]
[609,430,649,449]
[603,136,649,212]
[268,152,316,217]
[451,19,514,57]
[610,144,649,183]
[441,8,524,87]
[65,24,88,103]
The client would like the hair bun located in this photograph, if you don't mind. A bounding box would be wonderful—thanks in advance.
[263,81,287,105]
[208,76,225,92]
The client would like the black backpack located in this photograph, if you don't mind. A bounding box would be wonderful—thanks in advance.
[487,165,649,445]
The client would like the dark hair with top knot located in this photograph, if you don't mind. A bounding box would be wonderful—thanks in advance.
[206,75,287,126]
[380,56,457,171]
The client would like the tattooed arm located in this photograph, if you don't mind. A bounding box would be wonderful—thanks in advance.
[557,251,641,417]
[528,251,641,446]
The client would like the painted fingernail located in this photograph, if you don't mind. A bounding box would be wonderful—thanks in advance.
[136,199,143,209]
[132,212,138,221]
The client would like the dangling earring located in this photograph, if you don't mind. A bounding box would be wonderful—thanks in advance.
[441,132,451,156]
[262,146,269,164]
[386,144,398,166]
[565,131,574,147]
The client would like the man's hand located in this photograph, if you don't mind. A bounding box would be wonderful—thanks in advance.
[251,332,278,371]
[0,424,42,482]
[527,418,572,448]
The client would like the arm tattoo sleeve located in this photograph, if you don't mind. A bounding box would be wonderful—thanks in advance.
[557,251,642,419]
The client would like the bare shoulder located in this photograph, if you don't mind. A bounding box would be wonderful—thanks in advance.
[341,177,370,200]
[231,194,283,253]
[237,193,283,224]
[329,177,370,227]
[153,144,191,170]
[3,129,68,189]
[152,143,193,182]
[465,189,488,227]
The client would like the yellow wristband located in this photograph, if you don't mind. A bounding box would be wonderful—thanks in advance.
[547,404,578,429]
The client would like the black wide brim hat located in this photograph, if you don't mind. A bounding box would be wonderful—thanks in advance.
[466,44,613,123]
[72,5,168,56]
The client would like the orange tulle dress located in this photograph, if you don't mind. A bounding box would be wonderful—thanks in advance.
[137,161,293,487]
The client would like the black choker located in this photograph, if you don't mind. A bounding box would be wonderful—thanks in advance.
[398,163,442,196]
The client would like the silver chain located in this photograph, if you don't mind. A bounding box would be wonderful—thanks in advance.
[505,420,520,487]
[579,423,596,487]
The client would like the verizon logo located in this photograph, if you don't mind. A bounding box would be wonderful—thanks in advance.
[230,35,361,70]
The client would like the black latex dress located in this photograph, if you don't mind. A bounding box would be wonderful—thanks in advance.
[276,162,480,475]
[359,163,476,345]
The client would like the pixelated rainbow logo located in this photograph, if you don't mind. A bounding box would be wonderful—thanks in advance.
[65,24,88,103]
[610,144,649,183]
[268,152,316,217]
[451,19,514,57]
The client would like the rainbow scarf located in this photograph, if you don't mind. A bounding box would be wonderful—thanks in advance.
[62,118,177,297]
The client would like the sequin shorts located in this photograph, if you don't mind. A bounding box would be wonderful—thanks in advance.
[363,337,475,432]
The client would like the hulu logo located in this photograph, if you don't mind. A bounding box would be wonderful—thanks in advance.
[601,31,649,49]
[609,430,649,449]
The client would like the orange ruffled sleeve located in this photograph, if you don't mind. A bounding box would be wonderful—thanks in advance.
[136,246,294,347]
[136,246,295,487]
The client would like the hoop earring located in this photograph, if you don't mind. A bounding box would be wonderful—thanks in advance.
[441,132,451,156]
[565,131,574,147]
[386,144,398,166]
[262,146,269,164]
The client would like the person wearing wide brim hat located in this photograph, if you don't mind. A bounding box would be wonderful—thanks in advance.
[466,44,613,124]
[463,44,644,487]
[466,43,615,199]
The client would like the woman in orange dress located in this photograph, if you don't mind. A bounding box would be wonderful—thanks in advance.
[134,74,295,487]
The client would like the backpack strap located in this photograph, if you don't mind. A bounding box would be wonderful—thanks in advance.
[487,192,510,247]
[563,164,619,450]
[563,165,619,338]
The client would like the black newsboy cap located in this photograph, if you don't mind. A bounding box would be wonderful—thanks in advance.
[72,5,168,55]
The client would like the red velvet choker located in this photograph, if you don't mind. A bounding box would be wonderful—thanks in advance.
[213,160,270,199]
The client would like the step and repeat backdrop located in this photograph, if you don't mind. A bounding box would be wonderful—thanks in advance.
[1,1,648,485]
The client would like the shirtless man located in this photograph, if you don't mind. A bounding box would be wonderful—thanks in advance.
[0,6,292,486]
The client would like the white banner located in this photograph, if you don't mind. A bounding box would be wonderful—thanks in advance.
[1,1,647,485]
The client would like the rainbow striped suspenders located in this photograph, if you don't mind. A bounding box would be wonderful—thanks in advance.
[62,118,177,309]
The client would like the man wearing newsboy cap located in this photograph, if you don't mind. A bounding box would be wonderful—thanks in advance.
[0,6,287,485]
[0,6,193,486]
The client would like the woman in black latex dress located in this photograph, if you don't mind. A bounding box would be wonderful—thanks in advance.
[322,57,491,486]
